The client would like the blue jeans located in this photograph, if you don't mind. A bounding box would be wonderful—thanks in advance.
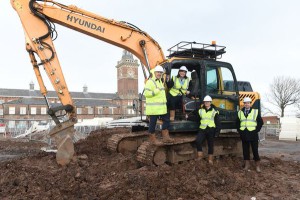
[148,113,170,133]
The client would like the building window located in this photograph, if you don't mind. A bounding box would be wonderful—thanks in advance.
[9,107,15,115]
[41,107,47,115]
[20,107,27,115]
[88,107,93,115]
[109,108,114,114]
[77,108,82,115]
[31,107,36,115]
[0,109,3,116]
[98,107,103,115]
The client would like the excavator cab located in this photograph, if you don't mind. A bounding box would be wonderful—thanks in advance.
[162,42,240,132]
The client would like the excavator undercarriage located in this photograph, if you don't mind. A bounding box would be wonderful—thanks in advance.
[107,130,242,166]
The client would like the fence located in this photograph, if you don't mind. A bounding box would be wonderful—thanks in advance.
[3,122,105,144]
[258,124,280,142]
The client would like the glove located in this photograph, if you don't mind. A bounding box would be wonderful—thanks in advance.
[154,88,160,95]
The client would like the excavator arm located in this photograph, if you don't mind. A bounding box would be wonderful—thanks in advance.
[11,0,166,165]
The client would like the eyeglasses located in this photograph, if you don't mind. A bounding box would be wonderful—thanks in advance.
[179,70,186,72]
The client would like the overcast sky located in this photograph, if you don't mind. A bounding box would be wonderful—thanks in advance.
[1,0,300,115]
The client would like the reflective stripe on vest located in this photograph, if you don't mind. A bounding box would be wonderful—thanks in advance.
[199,108,218,129]
[169,76,189,96]
[238,109,258,131]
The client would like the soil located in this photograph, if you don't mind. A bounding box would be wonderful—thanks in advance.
[0,128,299,199]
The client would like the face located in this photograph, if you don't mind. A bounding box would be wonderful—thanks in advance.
[154,71,163,79]
[178,70,186,78]
[204,101,211,108]
[244,102,251,109]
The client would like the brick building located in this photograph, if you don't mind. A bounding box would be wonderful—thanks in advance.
[0,50,143,129]
[262,116,280,125]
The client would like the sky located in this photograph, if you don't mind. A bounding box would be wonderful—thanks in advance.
[1,0,300,116]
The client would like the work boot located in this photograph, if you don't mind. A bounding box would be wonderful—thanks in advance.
[244,160,251,171]
[149,134,159,145]
[255,161,261,173]
[170,110,175,121]
[196,151,204,160]
[208,154,214,165]
[162,129,174,143]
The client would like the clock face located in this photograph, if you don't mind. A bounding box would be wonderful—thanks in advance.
[128,69,135,78]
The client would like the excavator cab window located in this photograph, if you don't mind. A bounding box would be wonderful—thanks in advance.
[206,66,219,94]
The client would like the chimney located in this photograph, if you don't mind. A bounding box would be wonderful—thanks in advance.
[83,84,88,93]
[29,81,34,91]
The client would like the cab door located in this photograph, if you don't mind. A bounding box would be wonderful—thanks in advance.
[204,62,239,129]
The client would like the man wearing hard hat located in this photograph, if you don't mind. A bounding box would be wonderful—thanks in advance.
[144,65,174,144]
[196,95,220,165]
[166,66,191,121]
[236,97,264,172]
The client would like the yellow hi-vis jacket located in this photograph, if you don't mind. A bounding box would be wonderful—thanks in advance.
[199,108,218,129]
[238,109,258,131]
[144,75,167,115]
[169,76,189,96]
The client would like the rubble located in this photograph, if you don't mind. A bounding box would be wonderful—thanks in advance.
[0,128,299,199]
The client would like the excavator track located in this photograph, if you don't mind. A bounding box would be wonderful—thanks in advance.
[107,132,149,154]
[137,133,242,166]
[137,136,196,166]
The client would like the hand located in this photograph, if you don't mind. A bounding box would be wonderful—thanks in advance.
[186,91,190,95]
[215,131,220,137]
[166,75,170,82]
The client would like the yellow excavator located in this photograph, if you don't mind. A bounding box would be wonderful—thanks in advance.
[11,0,260,166]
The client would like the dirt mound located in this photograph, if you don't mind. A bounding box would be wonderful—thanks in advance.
[0,128,299,199]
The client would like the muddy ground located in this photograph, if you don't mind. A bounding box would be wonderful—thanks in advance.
[0,128,299,199]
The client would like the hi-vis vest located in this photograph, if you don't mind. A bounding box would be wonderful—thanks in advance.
[238,109,258,131]
[169,76,189,96]
[144,75,167,115]
[199,108,218,129]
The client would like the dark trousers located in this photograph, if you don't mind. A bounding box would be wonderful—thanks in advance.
[148,113,170,133]
[167,93,182,110]
[196,128,215,154]
[242,140,260,161]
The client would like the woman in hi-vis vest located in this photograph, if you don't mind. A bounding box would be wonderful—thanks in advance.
[196,95,220,165]
[166,66,191,121]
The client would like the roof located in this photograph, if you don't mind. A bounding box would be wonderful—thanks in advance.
[0,88,118,100]
[4,98,119,108]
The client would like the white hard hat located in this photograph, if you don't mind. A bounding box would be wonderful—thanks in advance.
[179,66,188,72]
[154,65,164,73]
[243,97,252,103]
[203,95,212,102]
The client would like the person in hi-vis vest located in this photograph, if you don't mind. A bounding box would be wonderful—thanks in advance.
[166,66,191,121]
[236,97,264,172]
[196,95,220,165]
[144,65,174,144]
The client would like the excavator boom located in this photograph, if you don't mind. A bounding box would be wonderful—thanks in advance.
[11,0,166,165]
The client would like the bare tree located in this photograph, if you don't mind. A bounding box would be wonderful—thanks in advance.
[267,76,300,117]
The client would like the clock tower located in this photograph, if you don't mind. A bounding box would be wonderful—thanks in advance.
[116,50,139,99]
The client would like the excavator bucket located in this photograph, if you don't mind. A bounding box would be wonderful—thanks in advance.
[49,121,76,166]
